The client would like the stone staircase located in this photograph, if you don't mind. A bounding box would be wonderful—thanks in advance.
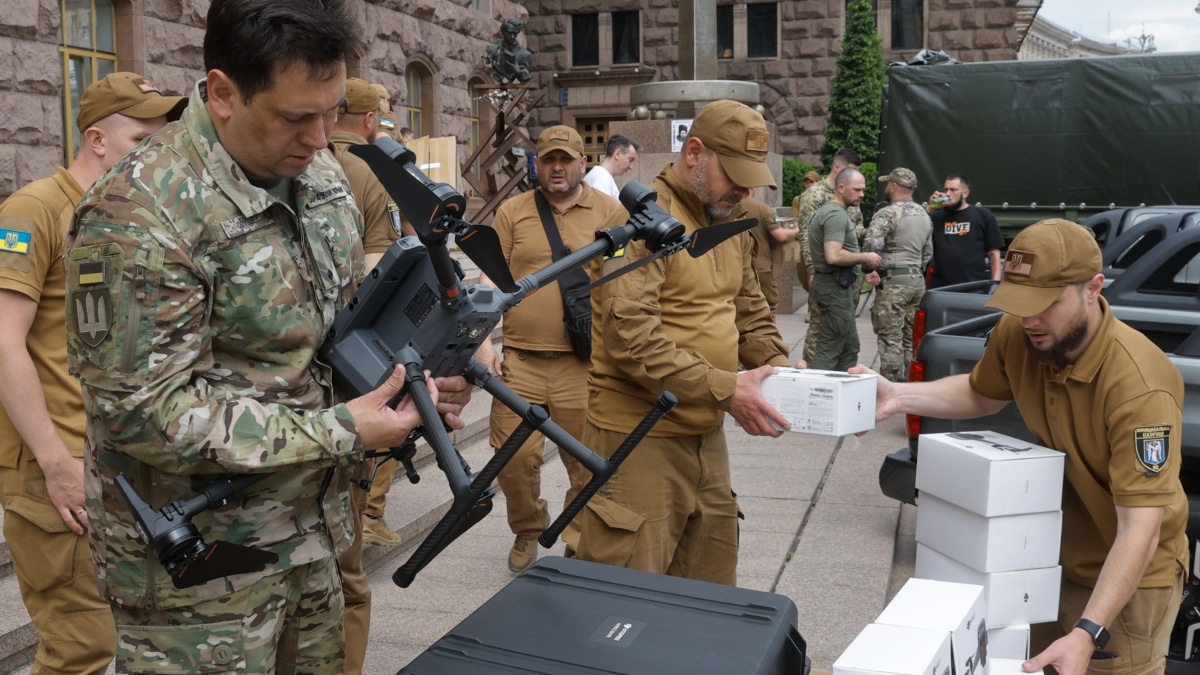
[1,250,509,674]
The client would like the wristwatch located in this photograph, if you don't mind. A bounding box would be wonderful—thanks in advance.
[1074,618,1111,650]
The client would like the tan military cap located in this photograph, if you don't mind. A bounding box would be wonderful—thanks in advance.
[340,78,379,114]
[76,72,186,131]
[688,100,777,190]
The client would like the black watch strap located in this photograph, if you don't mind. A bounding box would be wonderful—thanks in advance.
[1074,618,1111,650]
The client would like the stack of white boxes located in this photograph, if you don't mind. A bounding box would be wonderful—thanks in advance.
[913,431,1065,661]
[833,577,1042,674]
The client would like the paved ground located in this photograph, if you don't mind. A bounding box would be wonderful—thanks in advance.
[359,287,919,674]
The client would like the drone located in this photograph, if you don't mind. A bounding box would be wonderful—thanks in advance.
[117,136,760,589]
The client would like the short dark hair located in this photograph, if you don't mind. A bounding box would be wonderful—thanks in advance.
[399,127,414,136]
[605,134,641,158]
[835,166,860,187]
[834,148,862,167]
[945,174,970,189]
[204,0,360,103]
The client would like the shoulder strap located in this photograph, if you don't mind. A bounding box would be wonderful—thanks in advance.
[533,190,589,293]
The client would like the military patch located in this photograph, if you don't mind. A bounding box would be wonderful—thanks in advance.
[78,260,105,286]
[220,214,267,240]
[74,288,112,347]
[387,201,403,236]
[308,184,348,208]
[134,77,162,94]
[549,129,571,142]
[601,248,628,275]
[1134,424,1171,475]
[1004,250,1036,277]
[0,228,31,255]
[380,117,396,130]
[745,129,769,153]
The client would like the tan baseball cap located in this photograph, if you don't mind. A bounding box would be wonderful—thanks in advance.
[984,219,1102,318]
[76,72,186,131]
[340,78,379,114]
[689,100,777,190]
[536,125,584,159]
[371,83,392,113]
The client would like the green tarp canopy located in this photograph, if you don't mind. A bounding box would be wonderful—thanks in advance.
[878,52,1200,209]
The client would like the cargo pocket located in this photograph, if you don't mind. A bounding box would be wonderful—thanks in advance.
[117,618,244,674]
[580,494,645,568]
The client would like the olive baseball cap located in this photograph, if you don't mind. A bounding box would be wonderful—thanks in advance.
[340,78,379,114]
[371,83,392,113]
[536,125,584,159]
[76,72,186,131]
[984,219,1102,318]
[879,167,917,189]
[689,99,777,190]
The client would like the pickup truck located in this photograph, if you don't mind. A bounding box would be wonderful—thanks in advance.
[876,226,1200,669]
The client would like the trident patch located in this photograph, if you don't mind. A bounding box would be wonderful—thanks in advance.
[1134,425,1171,476]
[73,261,111,347]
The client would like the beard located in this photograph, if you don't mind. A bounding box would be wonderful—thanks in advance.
[688,153,743,219]
[1025,306,1089,369]
[541,172,583,195]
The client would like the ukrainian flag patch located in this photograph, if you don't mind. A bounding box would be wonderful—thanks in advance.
[0,228,31,255]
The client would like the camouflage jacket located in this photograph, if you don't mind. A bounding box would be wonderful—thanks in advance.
[863,197,933,270]
[65,81,366,610]
[795,178,863,269]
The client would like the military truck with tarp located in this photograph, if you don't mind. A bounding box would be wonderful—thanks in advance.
[876,52,1200,241]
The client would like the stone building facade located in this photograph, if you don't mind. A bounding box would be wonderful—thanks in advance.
[0,0,522,202]
[522,0,1044,166]
[1018,14,1139,60]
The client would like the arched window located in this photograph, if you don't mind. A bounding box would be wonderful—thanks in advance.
[61,0,117,162]
[404,64,425,138]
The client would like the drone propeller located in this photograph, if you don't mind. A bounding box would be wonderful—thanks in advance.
[348,144,451,237]
[687,217,758,257]
[455,226,518,292]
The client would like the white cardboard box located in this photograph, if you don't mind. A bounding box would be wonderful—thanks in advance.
[916,494,1061,573]
[916,543,1060,626]
[875,578,987,675]
[916,431,1065,517]
[992,658,1042,674]
[987,624,1031,661]
[833,623,952,675]
[759,368,876,436]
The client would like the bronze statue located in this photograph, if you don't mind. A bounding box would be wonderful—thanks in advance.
[485,18,534,84]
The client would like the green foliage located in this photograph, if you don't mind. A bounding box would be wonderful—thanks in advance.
[820,0,886,169]
[859,161,878,219]
[782,157,816,208]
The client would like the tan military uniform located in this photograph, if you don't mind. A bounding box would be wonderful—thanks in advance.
[733,197,781,314]
[972,299,1188,670]
[488,183,621,554]
[328,130,403,257]
[577,166,791,585]
[795,178,862,362]
[0,167,117,674]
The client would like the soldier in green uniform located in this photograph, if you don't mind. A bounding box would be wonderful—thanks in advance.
[793,148,863,362]
[64,1,471,672]
[863,168,932,382]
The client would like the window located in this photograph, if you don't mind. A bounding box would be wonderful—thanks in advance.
[612,11,640,65]
[404,65,423,137]
[717,6,734,59]
[577,118,621,168]
[60,0,117,162]
[572,14,600,67]
[572,11,640,68]
[746,4,778,58]
[892,0,925,51]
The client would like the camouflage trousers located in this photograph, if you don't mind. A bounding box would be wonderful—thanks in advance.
[112,557,344,674]
[870,275,925,382]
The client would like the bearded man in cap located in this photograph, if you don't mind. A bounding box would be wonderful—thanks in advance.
[575,100,803,585]
[862,220,1187,675]
[862,167,932,382]
[474,126,621,572]
[0,71,184,674]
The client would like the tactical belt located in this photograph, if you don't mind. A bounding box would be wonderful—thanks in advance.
[880,266,921,278]
[506,346,570,359]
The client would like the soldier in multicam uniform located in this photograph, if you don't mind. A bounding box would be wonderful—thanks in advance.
[63,1,471,672]
[793,148,863,363]
[863,168,933,382]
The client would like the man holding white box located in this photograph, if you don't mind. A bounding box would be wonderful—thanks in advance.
[860,220,1188,674]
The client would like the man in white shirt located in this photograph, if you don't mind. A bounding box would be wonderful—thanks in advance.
[582,133,641,199]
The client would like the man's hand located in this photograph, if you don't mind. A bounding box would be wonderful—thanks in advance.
[861,251,883,270]
[866,271,881,287]
[44,454,88,535]
[347,367,471,450]
[793,359,807,369]
[730,365,790,437]
[432,374,472,430]
[1023,629,1094,675]
[848,364,897,426]
[474,339,502,375]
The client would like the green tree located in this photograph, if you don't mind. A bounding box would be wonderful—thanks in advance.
[782,157,815,208]
[820,0,886,169]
